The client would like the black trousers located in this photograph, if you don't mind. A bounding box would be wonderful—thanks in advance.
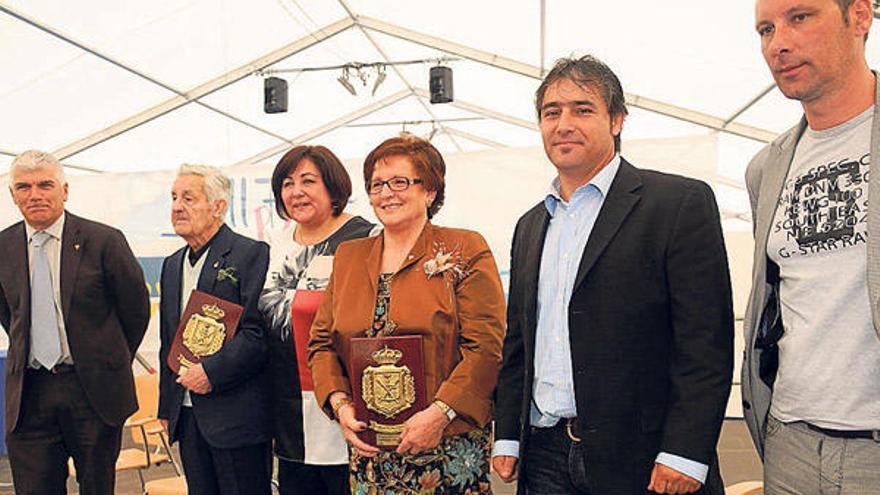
[177,407,272,495]
[7,367,123,495]
[524,421,591,495]
[277,458,348,495]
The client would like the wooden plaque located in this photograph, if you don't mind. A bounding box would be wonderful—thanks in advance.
[167,290,242,375]
[348,335,427,450]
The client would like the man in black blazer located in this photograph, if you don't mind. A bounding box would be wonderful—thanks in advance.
[157,164,271,495]
[0,150,150,494]
[492,56,734,495]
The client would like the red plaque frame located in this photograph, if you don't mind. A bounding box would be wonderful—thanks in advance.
[348,335,426,449]
[167,290,242,374]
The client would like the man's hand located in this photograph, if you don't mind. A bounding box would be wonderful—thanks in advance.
[492,455,518,483]
[647,463,702,494]
[396,403,449,454]
[159,419,169,435]
[176,364,212,394]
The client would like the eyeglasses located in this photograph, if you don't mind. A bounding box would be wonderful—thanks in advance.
[367,176,423,195]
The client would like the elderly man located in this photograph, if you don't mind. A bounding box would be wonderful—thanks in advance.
[0,150,150,494]
[157,164,271,495]
[743,0,880,492]
[492,56,734,495]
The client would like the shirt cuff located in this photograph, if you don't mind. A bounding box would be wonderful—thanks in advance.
[492,440,520,458]
[654,452,708,484]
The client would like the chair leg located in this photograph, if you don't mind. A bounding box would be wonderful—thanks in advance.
[136,467,146,492]
[159,433,182,476]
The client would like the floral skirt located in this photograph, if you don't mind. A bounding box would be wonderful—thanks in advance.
[350,426,492,495]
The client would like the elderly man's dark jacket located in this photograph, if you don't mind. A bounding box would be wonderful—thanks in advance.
[157,224,270,448]
[494,159,734,495]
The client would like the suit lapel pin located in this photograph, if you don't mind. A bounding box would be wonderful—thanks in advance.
[73,243,81,252]
[213,261,219,269]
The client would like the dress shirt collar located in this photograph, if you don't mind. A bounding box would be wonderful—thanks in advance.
[25,211,66,243]
[544,154,621,216]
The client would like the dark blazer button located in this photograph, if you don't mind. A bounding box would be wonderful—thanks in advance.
[742,401,751,410]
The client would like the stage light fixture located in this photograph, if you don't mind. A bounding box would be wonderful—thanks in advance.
[259,57,458,108]
[372,65,387,96]
[264,77,288,113]
[337,67,357,96]
[429,65,453,104]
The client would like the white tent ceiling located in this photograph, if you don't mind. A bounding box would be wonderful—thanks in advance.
[1,1,879,201]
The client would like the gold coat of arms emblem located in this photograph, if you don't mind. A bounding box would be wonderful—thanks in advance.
[361,346,415,418]
[182,304,227,362]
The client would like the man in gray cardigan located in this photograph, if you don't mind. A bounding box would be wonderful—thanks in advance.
[743,0,879,492]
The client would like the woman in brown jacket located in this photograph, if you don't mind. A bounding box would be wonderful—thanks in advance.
[308,134,506,494]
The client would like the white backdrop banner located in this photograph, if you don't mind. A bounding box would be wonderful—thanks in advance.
[1,135,720,264]
[1,135,747,414]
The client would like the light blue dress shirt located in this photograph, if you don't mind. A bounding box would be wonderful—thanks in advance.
[530,157,619,426]
[493,156,708,483]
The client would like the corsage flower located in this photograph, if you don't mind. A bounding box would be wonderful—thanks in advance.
[423,241,468,283]
[217,266,239,285]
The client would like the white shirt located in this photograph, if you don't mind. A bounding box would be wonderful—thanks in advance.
[180,247,209,407]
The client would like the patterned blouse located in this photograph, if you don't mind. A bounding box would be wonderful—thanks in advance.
[258,216,376,464]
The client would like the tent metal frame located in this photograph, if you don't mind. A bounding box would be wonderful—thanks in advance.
[356,15,778,142]
[1,3,779,175]
[0,4,356,163]
[337,0,464,151]
[232,88,412,166]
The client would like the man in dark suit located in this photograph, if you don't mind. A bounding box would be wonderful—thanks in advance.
[492,56,734,495]
[0,150,150,494]
[157,164,271,495]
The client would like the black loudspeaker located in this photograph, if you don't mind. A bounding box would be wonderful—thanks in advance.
[429,66,453,104]
[264,77,288,114]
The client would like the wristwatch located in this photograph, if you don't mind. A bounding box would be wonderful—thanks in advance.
[433,399,457,421]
